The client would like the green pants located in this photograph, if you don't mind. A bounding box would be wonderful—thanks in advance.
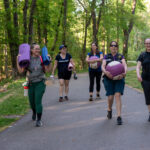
[28,81,46,114]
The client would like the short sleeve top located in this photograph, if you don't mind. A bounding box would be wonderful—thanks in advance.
[55,53,72,73]
[137,51,150,81]
[87,51,103,72]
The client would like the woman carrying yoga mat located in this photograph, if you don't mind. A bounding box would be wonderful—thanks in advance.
[52,45,75,102]
[17,43,51,127]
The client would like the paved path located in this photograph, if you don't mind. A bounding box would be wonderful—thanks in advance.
[0,73,150,150]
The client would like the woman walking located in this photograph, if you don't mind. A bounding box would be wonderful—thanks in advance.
[102,41,127,125]
[86,42,103,101]
[17,43,51,127]
[52,45,75,102]
[136,38,150,122]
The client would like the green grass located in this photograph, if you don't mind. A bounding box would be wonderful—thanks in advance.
[127,61,137,67]
[0,78,29,131]
[126,70,143,90]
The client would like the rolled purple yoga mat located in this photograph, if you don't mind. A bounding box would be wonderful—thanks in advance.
[18,43,30,68]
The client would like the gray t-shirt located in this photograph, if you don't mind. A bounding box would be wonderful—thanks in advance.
[28,56,45,83]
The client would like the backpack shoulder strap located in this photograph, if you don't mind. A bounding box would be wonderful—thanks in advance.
[39,56,45,73]
[39,56,43,64]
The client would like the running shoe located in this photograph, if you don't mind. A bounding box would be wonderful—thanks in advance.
[117,116,123,125]
[59,97,63,102]
[96,93,101,99]
[36,120,43,127]
[107,110,112,119]
[64,96,69,101]
[89,97,93,101]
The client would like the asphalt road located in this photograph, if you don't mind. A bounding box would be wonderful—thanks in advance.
[0,73,150,150]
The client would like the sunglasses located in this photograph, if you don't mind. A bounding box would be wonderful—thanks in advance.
[110,45,118,47]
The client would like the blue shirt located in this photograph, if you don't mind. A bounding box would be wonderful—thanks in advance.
[87,51,103,72]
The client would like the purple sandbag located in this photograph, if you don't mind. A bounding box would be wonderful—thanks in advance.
[18,43,30,68]
[106,61,125,77]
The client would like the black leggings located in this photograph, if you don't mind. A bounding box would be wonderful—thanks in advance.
[141,80,150,105]
[89,71,102,93]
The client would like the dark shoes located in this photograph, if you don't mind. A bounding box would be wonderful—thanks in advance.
[59,97,63,102]
[117,116,123,125]
[64,96,69,101]
[36,120,43,127]
[107,110,112,119]
[96,94,101,99]
[32,113,36,121]
[59,96,69,102]
[89,97,93,101]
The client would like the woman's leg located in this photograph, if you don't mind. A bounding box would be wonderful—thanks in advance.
[115,92,122,117]
[108,95,114,111]
[107,95,114,119]
[64,80,70,97]
[34,81,46,127]
[28,84,36,120]
[141,80,150,121]
[59,79,64,97]
[89,71,95,97]
[96,72,102,96]
[115,92,123,125]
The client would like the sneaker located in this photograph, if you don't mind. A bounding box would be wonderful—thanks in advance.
[89,97,93,101]
[107,110,112,119]
[32,113,36,121]
[117,116,123,125]
[59,97,63,102]
[64,96,69,101]
[96,94,101,99]
[36,120,43,127]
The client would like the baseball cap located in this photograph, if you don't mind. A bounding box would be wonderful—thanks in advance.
[59,45,67,50]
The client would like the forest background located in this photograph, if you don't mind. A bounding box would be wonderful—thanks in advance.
[0,0,150,80]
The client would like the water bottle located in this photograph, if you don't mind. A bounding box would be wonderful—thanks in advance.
[22,82,29,96]
[50,75,55,84]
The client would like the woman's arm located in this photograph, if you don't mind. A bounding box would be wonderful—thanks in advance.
[44,64,51,73]
[70,58,75,70]
[16,56,25,74]
[86,55,97,63]
[122,58,127,76]
[51,60,58,75]
[102,59,113,79]
[44,54,52,73]
[136,61,142,82]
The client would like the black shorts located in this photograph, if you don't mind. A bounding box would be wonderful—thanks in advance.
[58,71,72,80]
[141,80,150,105]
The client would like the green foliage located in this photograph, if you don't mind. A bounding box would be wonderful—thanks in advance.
[0,0,150,79]
[126,70,143,90]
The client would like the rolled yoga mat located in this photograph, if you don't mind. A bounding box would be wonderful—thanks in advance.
[18,43,30,68]
[42,46,51,65]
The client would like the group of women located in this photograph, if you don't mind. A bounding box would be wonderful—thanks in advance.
[17,38,150,127]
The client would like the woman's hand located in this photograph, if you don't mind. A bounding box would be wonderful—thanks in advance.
[137,75,142,82]
[105,71,113,79]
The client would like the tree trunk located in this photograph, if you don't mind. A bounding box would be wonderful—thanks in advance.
[62,0,67,45]
[122,0,136,60]
[28,0,37,44]
[3,0,17,77]
[23,0,28,43]
[81,13,91,68]
[51,4,63,51]
[91,0,105,43]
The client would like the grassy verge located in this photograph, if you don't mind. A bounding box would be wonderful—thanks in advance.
[0,78,29,132]
[127,61,137,67]
[126,70,142,91]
